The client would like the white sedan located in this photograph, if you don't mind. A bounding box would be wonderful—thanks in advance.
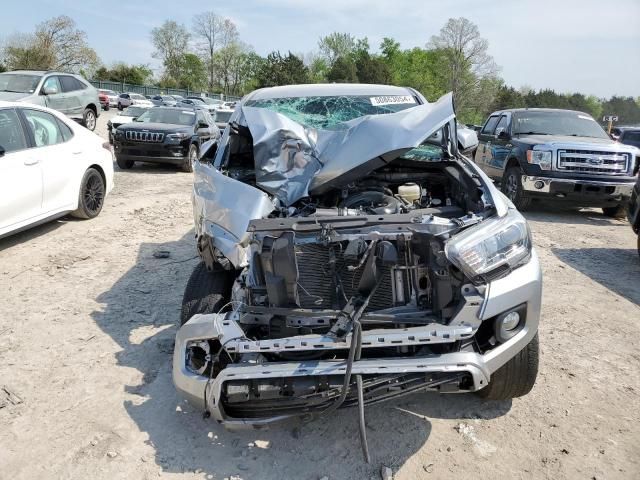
[0,101,114,238]
[117,93,153,110]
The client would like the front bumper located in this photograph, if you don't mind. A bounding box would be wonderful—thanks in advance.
[522,175,635,205]
[173,251,542,429]
[113,140,189,165]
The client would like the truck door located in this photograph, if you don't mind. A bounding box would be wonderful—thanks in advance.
[474,114,500,177]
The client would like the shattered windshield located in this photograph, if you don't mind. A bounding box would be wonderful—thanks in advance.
[245,95,419,129]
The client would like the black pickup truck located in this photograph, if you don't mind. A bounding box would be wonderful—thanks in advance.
[473,108,639,216]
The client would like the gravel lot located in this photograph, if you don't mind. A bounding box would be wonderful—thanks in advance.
[1,109,639,480]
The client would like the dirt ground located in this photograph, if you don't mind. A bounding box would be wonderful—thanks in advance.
[1,109,639,480]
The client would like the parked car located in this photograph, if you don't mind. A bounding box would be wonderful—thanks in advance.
[112,106,219,172]
[106,105,151,144]
[98,91,110,111]
[0,101,113,238]
[173,84,541,434]
[98,89,119,108]
[0,70,100,131]
[117,92,153,110]
[170,94,185,102]
[473,108,639,216]
[211,107,233,133]
[151,95,177,107]
[627,175,640,257]
[611,126,640,149]
[187,96,223,110]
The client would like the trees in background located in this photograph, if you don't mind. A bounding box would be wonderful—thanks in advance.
[94,63,153,85]
[1,15,637,123]
[2,16,99,73]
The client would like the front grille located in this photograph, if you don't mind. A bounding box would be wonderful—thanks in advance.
[124,131,165,143]
[295,243,395,311]
[557,150,629,175]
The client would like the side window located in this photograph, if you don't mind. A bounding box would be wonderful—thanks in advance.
[59,76,78,93]
[494,115,509,136]
[0,109,28,154]
[56,118,74,142]
[22,109,65,147]
[41,76,61,95]
[481,115,500,135]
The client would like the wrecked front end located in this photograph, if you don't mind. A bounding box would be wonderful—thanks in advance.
[175,89,541,429]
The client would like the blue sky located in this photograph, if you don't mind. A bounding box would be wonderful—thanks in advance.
[3,0,639,98]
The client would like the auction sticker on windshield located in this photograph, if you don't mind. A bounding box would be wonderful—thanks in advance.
[370,95,416,106]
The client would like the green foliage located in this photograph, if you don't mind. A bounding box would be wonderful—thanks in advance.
[94,63,153,85]
[256,51,309,88]
[327,56,358,83]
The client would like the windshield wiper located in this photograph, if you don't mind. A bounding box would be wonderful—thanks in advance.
[0,89,26,93]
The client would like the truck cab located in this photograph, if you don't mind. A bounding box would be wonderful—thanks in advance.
[474,108,639,216]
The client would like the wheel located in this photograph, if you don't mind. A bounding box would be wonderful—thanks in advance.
[180,262,233,326]
[501,166,531,211]
[71,168,105,219]
[82,108,97,131]
[602,205,626,218]
[103,103,110,111]
[117,103,123,111]
[182,144,198,173]
[116,155,134,170]
[108,131,113,145]
[477,333,539,400]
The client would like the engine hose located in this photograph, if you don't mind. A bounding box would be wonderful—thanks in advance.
[356,374,371,463]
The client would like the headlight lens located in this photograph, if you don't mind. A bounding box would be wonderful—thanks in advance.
[167,132,190,141]
[526,150,552,170]
[444,210,531,282]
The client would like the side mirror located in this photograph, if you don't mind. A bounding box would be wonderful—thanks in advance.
[198,121,210,129]
[0,145,5,157]
[496,128,510,140]
[42,85,59,95]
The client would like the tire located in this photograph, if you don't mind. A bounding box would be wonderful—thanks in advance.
[182,143,198,173]
[82,108,97,131]
[602,205,626,218]
[180,262,233,326]
[118,103,123,111]
[477,333,539,400]
[501,166,531,211]
[71,168,105,219]
[116,155,134,170]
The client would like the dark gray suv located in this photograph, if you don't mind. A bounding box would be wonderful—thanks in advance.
[0,70,100,131]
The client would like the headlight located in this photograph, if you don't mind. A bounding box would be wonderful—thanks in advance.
[444,210,531,282]
[167,132,190,141]
[526,150,552,170]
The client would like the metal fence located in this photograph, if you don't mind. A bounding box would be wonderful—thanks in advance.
[88,80,242,102]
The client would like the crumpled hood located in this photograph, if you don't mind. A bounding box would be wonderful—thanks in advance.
[241,92,457,206]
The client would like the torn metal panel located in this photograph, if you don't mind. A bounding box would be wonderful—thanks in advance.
[193,163,274,268]
[242,106,323,206]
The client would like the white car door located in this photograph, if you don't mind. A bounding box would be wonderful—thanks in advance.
[0,108,43,235]
[21,108,78,214]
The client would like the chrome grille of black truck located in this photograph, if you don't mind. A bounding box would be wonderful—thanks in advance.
[557,149,629,175]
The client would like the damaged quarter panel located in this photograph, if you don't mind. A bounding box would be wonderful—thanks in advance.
[193,162,274,268]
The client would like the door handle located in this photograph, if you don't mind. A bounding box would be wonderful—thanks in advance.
[23,158,39,166]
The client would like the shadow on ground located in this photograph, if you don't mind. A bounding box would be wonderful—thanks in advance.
[91,231,510,479]
[523,204,626,227]
[553,247,640,306]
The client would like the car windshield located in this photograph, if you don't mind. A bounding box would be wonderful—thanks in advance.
[214,110,233,123]
[162,96,174,101]
[244,94,418,129]
[513,111,609,139]
[135,108,196,126]
[187,98,206,105]
[0,73,42,93]
[123,106,147,117]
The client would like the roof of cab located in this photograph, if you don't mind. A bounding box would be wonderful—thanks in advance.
[248,83,420,101]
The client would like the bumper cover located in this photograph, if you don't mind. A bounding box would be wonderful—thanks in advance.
[522,175,634,204]
[173,252,541,429]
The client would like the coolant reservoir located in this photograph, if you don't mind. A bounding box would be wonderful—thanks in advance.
[397,183,421,204]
